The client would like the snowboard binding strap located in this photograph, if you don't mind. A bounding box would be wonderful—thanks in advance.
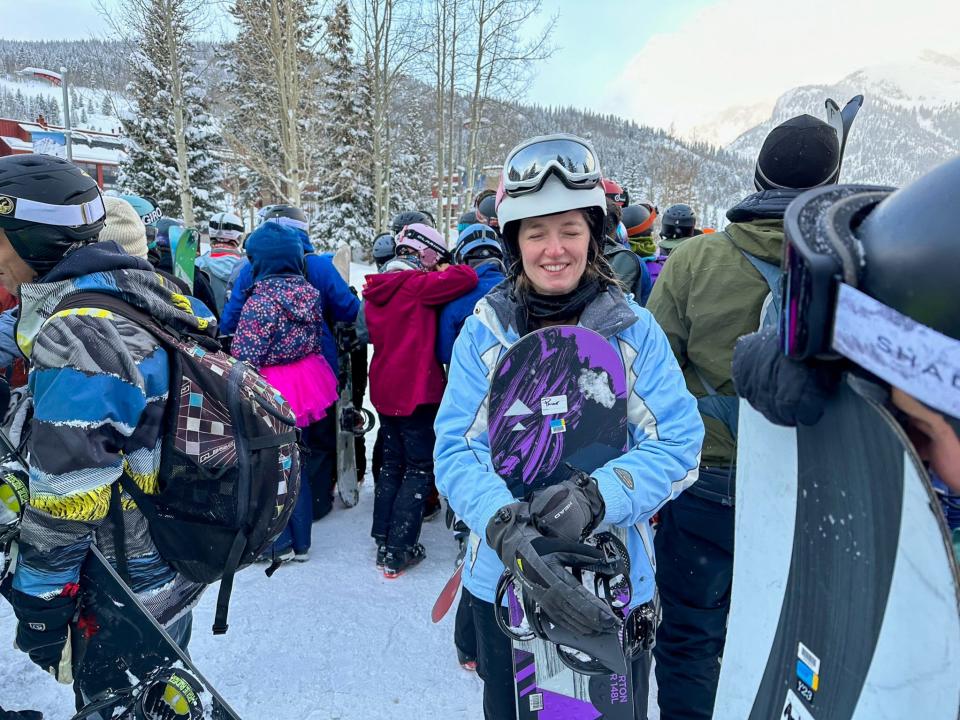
[494,531,636,676]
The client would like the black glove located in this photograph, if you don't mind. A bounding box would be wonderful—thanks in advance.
[529,468,605,542]
[11,588,77,684]
[487,503,619,637]
[732,327,841,427]
[0,706,44,720]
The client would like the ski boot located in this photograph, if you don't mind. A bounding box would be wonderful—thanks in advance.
[383,544,426,579]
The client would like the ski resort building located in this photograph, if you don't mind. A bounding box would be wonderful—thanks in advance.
[0,116,124,189]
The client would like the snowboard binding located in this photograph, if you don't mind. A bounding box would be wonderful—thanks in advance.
[494,531,634,676]
[72,668,207,720]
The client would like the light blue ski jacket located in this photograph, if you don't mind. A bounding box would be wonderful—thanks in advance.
[434,282,704,605]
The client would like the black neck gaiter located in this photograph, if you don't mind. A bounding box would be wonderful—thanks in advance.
[516,277,602,334]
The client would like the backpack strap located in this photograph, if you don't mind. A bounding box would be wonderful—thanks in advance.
[737,249,783,329]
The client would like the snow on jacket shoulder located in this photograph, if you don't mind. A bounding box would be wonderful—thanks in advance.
[434,281,704,605]
[364,265,477,416]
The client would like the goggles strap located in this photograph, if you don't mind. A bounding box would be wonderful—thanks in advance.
[6,194,105,227]
[832,283,960,420]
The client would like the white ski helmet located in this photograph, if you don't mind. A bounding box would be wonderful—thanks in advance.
[496,134,607,255]
[208,212,244,243]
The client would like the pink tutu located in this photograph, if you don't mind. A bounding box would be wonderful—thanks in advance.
[261,354,339,427]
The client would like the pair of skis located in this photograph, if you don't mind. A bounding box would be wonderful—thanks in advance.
[825,94,864,178]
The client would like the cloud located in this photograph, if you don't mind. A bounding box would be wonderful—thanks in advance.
[603,0,960,134]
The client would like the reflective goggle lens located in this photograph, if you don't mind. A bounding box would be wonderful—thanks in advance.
[504,138,600,195]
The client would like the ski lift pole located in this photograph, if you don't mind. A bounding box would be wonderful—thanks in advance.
[60,66,72,162]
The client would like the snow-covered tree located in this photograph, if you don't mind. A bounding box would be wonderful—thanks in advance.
[118,0,223,224]
[388,80,435,221]
[221,0,321,208]
[314,1,375,253]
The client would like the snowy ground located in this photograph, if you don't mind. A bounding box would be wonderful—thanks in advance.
[0,261,660,718]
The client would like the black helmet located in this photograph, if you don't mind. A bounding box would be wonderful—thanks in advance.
[155,217,185,245]
[372,232,396,267]
[477,194,498,223]
[390,210,431,235]
[257,204,308,232]
[782,156,960,428]
[621,203,657,238]
[0,154,105,275]
[660,203,697,242]
[457,210,477,228]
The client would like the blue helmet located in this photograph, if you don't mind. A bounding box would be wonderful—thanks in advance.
[454,223,503,265]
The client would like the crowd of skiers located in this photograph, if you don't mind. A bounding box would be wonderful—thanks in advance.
[0,105,957,720]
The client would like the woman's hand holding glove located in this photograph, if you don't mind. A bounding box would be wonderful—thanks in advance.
[528,467,605,541]
[486,501,618,637]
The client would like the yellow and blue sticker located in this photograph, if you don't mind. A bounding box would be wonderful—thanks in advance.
[795,641,821,703]
[549,418,566,435]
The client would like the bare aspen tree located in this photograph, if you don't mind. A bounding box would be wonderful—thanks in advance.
[461,0,553,211]
[354,0,424,231]
[223,0,322,208]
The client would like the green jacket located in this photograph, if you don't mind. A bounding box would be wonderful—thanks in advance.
[646,219,784,466]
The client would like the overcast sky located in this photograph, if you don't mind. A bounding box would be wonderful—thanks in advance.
[4,0,959,134]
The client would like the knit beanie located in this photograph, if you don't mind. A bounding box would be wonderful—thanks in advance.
[754,114,841,191]
[100,196,149,259]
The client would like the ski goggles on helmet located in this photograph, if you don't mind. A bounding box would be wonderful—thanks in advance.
[397,224,449,268]
[781,184,891,360]
[0,193,104,228]
[501,134,601,198]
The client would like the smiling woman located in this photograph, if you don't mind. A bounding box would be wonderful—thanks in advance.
[434,133,704,719]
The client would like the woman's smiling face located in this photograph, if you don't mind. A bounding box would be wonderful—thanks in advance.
[517,210,590,295]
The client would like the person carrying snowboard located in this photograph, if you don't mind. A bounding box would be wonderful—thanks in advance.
[732,154,960,556]
[646,113,846,719]
[196,211,246,316]
[434,133,704,720]
[363,224,478,578]
[231,221,338,562]
[0,154,214,712]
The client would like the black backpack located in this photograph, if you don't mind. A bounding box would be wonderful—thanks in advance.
[55,292,300,634]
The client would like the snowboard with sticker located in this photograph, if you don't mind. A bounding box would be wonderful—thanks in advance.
[487,325,635,720]
[714,378,960,720]
[0,432,240,720]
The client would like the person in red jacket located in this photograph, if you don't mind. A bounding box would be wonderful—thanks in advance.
[364,224,478,578]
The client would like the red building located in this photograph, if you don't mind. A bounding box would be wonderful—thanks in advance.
[0,116,123,189]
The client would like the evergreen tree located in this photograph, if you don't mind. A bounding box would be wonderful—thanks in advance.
[118,0,223,223]
[314,0,375,253]
[389,83,434,220]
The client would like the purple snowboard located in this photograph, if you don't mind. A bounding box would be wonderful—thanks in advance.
[487,326,634,720]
